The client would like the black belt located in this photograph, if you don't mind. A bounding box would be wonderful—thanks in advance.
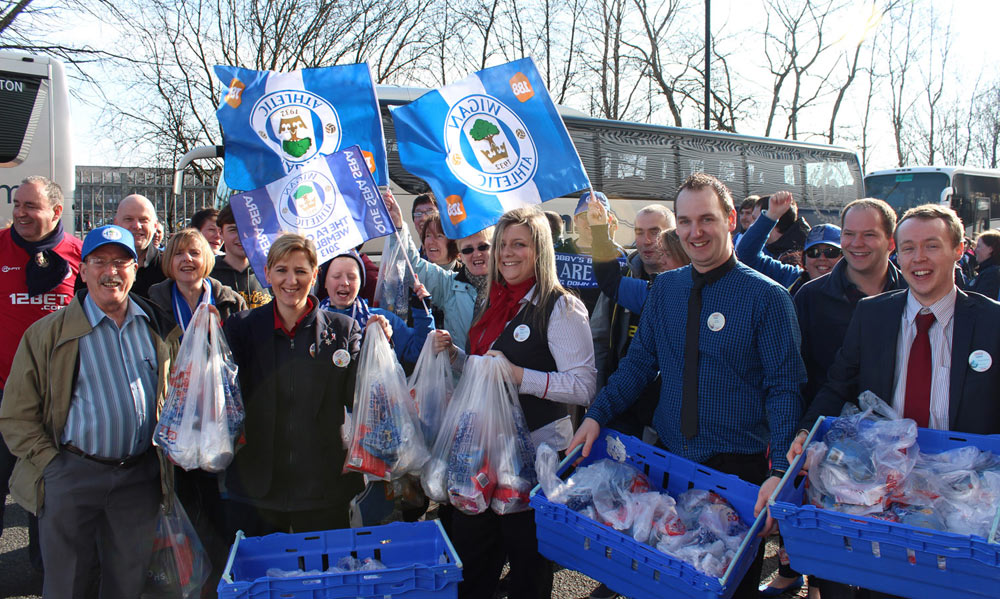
[61,444,150,469]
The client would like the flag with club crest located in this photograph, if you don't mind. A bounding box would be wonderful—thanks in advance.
[390,57,590,238]
[228,146,394,282]
[214,63,388,191]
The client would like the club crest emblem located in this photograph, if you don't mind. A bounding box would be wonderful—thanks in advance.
[250,90,341,168]
[443,94,537,194]
[277,171,338,230]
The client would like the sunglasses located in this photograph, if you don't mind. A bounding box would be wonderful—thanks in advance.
[460,243,491,255]
[805,246,842,259]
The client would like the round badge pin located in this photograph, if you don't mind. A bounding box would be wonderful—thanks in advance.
[309,342,317,358]
[969,350,992,373]
[513,324,531,342]
[333,349,351,367]
[707,312,725,332]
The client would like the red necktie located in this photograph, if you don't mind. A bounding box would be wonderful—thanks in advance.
[904,312,936,427]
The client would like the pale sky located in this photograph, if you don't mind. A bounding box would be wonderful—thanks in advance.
[60,0,1000,173]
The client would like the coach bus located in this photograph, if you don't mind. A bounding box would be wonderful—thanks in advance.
[864,166,1000,236]
[177,85,864,246]
[0,51,74,233]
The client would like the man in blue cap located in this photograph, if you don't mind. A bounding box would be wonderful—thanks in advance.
[0,225,175,598]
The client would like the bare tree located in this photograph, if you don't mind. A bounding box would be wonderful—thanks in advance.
[916,3,952,165]
[625,0,686,126]
[886,1,916,167]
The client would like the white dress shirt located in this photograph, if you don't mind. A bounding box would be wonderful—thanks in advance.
[891,287,957,430]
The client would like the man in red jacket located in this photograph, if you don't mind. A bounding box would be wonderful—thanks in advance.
[0,176,82,570]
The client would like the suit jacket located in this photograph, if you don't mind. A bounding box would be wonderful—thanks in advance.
[802,288,1000,435]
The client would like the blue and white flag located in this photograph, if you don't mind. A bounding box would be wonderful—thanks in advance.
[228,146,394,281]
[555,253,627,288]
[214,63,388,191]
[391,58,590,239]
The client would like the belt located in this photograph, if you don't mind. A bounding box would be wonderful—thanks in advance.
[61,444,150,469]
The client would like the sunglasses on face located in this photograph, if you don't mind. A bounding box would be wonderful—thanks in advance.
[460,243,491,255]
[805,246,842,259]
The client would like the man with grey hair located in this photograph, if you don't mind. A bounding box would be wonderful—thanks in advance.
[0,176,83,570]
[114,194,166,298]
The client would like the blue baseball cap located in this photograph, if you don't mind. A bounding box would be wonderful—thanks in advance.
[82,225,138,261]
[804,224,842,251]
[575,191,611,216]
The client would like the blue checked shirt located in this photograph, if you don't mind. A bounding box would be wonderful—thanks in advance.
[61,295,158,459]
[586,261,806,471]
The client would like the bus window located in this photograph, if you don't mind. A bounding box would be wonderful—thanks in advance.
[864,172,950,215]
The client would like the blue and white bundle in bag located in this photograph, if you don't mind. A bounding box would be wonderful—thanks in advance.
[407,335,455,446]
[154,304,244,472]
[421,354,537,515]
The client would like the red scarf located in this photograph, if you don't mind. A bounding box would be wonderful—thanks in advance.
[467,277,536,356]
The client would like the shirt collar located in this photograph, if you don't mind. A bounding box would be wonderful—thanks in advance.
[691,252,737,286]
[273,296,316,337]
[519,284,540,306]
[83,293,148,328]
[904,285,957,327]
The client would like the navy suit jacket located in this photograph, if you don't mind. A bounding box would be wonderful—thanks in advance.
[801,288,1000,435]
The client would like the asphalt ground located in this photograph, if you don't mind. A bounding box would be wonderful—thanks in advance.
[0,496,807,599]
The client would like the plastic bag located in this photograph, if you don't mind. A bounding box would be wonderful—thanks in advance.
[421,355,536,515]
[344,324,429,480]
[154,303,244,472]
[374,234,414,319]
[407,335,454,446]
[142,497,211,599]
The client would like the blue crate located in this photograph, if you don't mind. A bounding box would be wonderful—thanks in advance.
[218,520,462,599]
[529,430,802,599]
[770,416,1000,599]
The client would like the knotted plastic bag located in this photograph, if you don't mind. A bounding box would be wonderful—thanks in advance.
[343,324,429,480]
[407,335,455,446]
[154,304,244,472]
[142,497,210,599]
[374,234,413,319]
[421,354,536,515]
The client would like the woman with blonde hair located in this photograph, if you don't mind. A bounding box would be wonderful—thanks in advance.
[437,206,597,599]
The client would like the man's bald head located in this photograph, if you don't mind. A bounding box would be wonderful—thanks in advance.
[114,194,158,253]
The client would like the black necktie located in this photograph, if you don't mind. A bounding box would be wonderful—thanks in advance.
[682,276,706,439]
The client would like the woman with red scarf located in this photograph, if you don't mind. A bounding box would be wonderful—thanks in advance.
[437,206,597,599]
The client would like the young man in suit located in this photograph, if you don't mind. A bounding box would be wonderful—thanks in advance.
[790,203,1000,442]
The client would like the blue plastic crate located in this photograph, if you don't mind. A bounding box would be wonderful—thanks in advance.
[770,416,1000,599]
[217,520,462,599]
[529,430,802,599]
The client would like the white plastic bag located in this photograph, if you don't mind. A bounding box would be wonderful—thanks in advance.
[154,304,244,472]
[421,355,536,515]
[374,235,413,319]
[407,335,454,446]
[343,324,429,480]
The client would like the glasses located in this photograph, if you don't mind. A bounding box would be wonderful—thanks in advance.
[460,243,491,255]
[413,209,437,219]
[87,257,135,271]
[805,246,841,259]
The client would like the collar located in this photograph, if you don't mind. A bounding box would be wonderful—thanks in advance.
[904,286,957,327]
[830,258,903,297]
[83,292,148,328]
[273,296,315,337]
[140,244,159,269]
[691,252,737,287]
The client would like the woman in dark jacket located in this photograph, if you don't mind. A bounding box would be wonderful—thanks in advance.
[147,228,247,594]
[971,229,1000,299]
[222,234,364,536]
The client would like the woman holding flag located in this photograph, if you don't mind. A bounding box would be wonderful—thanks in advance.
[435,206,598,599]
[382,191,491,352]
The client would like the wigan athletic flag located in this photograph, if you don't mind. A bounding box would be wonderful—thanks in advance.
[214,63,388,191]
[228,146,394,281]
[391,58,590,239]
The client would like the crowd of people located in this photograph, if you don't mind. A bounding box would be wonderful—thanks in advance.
[0,172,998,599]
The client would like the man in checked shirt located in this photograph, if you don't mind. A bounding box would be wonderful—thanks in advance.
[0,225,174,599]
[570,173,806,599]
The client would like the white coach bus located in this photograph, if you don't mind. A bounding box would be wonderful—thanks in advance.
[0,51,75,233]
[865,166,1000,236]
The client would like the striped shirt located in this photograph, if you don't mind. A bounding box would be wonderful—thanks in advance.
[891,287,957,430]
[61,295,158,459]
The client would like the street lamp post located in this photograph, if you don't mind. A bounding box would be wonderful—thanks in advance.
[704,0,711,130]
